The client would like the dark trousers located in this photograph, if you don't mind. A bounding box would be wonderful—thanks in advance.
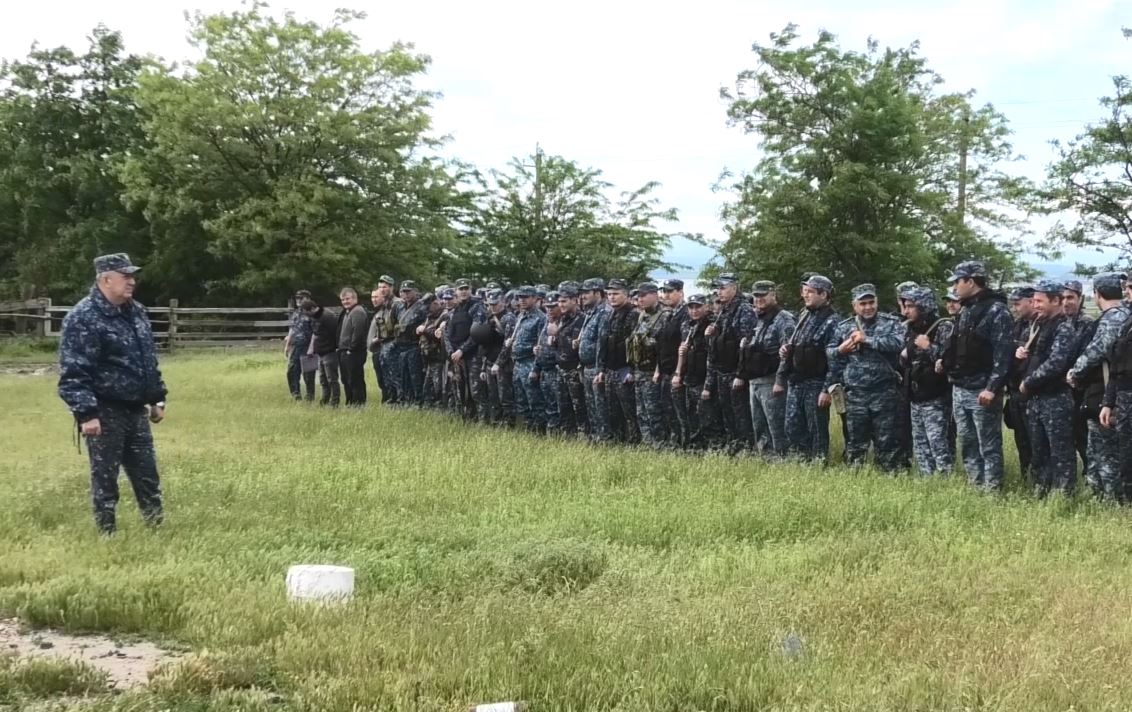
[85,402,163,533]
[339,349,368,406]
[605,367,640,443]
[318,352,341,407]
[1005,393,1031,481]
[557,367,588,435]
[715,369,754,453]
[287,348,315,400]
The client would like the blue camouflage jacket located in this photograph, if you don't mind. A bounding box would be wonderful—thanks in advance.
[578,301,612,368]
[58,285,168,421]
[826,313,904,390]
[510,308,547,361]
[288,308,314,348]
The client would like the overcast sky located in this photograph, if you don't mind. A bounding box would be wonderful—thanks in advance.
[2,0,1128,279]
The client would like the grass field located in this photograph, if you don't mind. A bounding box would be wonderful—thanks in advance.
[2,350,1132,711]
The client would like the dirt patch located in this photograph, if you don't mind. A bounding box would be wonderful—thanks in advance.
[0,618,179,689]
[0,364,57,376]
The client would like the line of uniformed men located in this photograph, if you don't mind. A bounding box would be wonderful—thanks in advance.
[286,261,1132,501]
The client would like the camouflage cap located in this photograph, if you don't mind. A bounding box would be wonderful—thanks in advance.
[1033,279,1065,296]
[896,281,919,299]
[515,285,537,298]
[715,272,740,287]
[485,281,501,291]
[557,283,580,298]
[637,282,659,294]
[1063,279,1084,295]
[944,287,960,302]
[947,260,987,284]
[751,280,776,295]
[535,284,551,294]
[687,293,707,306]
[93,253,141,275]
[485,288,504,304]
[908,286,938,312]
[1009,286,1035,302]
[660,278,684,291]
[454,278,472,289]
[851,283,877,301]
[802,274,833,293]
[378,274,396,286]
[581,277,606,292]
[439,287,455,300]
[1093,272,1125,292]
[606,278,630,292]
[399,280,419,292]
[557,280,581,294]
[545,291,560,303]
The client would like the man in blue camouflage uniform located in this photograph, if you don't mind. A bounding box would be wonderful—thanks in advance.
[1069,272,1129,501]
[418,292,446,408]
[941,261,1014,492]
[741,280,795,458]
[1101,275,1132,502]
[705,273,755,454]
[510,286,548,433]
[627,282,668,447]
[532,291,563,434]
[482,289,517,426]
[1004,287,1035,481]
[554,284,588,436]
[779,274,839,463]
[391,281,428,405]
[901,287,955,476]
[58,254,167,535]
[596,279,640,443]
[826,284,905,471]
[578,278,612,442]
[285,289,316,401]
[1018,280,1078,496]
[1062,279,1094,476]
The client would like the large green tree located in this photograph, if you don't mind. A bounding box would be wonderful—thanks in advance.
[712,26,1033,305]
[1039,29,1132,272]
[459,150,684,286]
[119,4,467,305]
[0,27,150,302]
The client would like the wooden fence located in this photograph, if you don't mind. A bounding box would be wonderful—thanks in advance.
[0,298,300,350]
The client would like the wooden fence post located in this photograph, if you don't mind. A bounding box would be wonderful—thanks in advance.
[168,298,179,352]
[34,298,51,338]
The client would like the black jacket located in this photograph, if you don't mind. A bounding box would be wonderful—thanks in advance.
[311,308,340,356]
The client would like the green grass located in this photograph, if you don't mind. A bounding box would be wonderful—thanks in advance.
[2,351,1131,711]
[0,337,59,364]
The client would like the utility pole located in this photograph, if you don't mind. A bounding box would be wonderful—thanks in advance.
[957,112,970,225]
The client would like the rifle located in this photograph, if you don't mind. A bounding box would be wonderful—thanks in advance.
[674,318,703,384]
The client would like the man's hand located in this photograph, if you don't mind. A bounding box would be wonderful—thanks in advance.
[491,364,501,377]
[434,327,444,340]
[977,389,996,407]
[817,392,832,409]
[914,334,930,350]
[850,330,866,346]
[935,359,944,375]
[652,370,661,384]
[837,338,857,356]
[701,388,711,401]
[415,324,427,336]
[678,342,689,357]
[451,349,464,364]
[671,375,683,389]
[1100,406,1114,429]
[772,383,786,397]
[732,377,745,390]
[1015,346,1029,361]
[1066,372,1078,388]
[1019,382,1028,396]
[80,418,102,437]
[594,372,604,386]
[149,405,165,424]
[705,324,717,337]
[779,344,789,359]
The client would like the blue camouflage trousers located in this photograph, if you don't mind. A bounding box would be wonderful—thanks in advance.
[85,402,163,533]
[605,367,640,444]
[952,386,1004,491]
[1116,390,1132,503]
[1086,419,1120,501]
[634,369,668,447]
[749,377,787,457]
[392,343,423,404]
[486,362,514,425]
[844,385,904,471]
[287,346,315,400]
[513,358,545,430]
[1027,391,1077,496]
[713,370,753,453]
[537,366,562,432]
[785,379,830,463]
[910,396,955,476]
[583,366,609,441]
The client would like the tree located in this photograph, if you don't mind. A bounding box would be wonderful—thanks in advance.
[0,27,150,302]
[1039,28,1132,274]
[459,149,684,286]
[119,3,467,305]
[712,26,1034,306]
